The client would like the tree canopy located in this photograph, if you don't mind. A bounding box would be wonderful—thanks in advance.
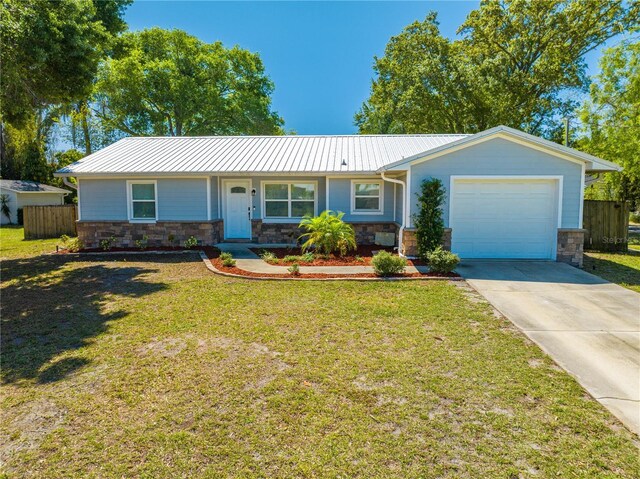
[0,0,131,127]
[579,39,640,207]
[356,0,639,137]
[94,28,284,136]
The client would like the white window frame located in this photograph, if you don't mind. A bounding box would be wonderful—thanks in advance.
[351,180,384,215]
[261,181,317,222]
[127,180,158,222]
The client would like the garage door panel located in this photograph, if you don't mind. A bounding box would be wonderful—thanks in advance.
[450,178,558,259]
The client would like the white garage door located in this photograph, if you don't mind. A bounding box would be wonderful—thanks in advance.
[450,178,559,259]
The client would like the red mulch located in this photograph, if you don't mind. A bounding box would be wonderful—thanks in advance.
[204,250,458,280]
[249,245,427,267]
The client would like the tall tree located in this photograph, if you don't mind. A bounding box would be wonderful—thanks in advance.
[0,0,131,179]
[579,39,640,208]
[94,28,284,136]
[356,0,639,137]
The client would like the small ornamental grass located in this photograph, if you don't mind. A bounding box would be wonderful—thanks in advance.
[427,247,460,274]
[283,252,315,263]
[220,252,236,267]
[260,250,278,263]
[287,263,300,276]
[372,250,407,277]
[60,234,84,252]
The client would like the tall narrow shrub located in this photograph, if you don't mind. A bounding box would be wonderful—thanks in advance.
[413,178,445,259]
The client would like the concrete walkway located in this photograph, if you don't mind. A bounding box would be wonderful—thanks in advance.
[458,260,640,435]
[217,243,427,274]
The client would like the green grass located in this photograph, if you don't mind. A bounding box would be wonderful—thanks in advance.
[584,249,640,292]
[1,246,639,477]
[0,226,61,259]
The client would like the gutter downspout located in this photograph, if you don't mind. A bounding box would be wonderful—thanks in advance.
[380,170,406,256]
[62,177,77,190]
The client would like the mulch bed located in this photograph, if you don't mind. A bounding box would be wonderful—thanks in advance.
[204,249,458,280]
[249,245,427,267]
[57,246,458,280]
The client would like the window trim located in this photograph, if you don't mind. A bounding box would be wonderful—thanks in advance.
[261,180,317,222]
[127,180,158,222]
[351,180,384,215]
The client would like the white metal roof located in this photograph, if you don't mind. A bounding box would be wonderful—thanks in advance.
[0,179,69,193]
[378,126,621,173]
[55,134,469,176]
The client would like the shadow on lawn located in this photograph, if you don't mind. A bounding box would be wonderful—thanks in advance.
[583,249,640,289]
[0,254,175,385]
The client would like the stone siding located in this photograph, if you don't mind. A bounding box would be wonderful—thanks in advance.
[251,220,304,244]
[352,222,398,245]
[401,228,451,257]
[557,228,585,268]
[77,220,223,248]
[251,220,399,245]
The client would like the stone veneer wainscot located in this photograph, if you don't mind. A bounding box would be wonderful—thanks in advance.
[401,228,452,257]
[251,220,399,245]
[76,220,223,248]
[556,228,585,268]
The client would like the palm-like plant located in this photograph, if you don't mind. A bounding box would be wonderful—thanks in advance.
[298,210,357,256]
[0,194,12,223]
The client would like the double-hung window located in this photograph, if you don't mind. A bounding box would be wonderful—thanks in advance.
[352,181,383,214]
[264,182,316,219]
[128,181,157,221]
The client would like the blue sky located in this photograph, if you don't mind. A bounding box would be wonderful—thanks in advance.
[125,1,612,135]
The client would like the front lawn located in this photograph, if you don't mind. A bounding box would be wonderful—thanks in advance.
[583,249,640,293]
[0,226,61,259]
[1,250,638,477]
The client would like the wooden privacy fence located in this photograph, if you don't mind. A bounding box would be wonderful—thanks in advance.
[23,205,77,239]
[583,200,629,252]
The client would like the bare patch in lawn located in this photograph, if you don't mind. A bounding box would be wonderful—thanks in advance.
[138,337,187,358]
[1,398,66,466]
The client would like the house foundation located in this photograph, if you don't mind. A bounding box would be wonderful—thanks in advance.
[76,220,224,248]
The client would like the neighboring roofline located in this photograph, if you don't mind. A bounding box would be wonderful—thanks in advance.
[377,125,622,173]
[0,184,70,194]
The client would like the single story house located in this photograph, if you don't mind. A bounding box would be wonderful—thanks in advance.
[54,125,620,267]
[0,179,69,225]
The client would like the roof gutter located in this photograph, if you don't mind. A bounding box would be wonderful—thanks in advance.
[379,170,406,256]
[62,177,77,191]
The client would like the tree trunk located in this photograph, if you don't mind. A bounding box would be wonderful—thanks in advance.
[78,100,91,155]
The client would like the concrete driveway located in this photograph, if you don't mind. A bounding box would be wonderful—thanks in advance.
[458,260,640,435]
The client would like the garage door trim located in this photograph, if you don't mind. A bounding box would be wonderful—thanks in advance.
[449,175,563,259]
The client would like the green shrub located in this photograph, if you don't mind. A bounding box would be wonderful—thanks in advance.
[299,210,356,256]
[372,251,407,277]
[60,234,84,252]
[630,211,640,224]
[300,252,315,263]
[220,252,236,267]
[135,235,148,250]
[184,236,198,249]
[283,255,300,263]
[413,178,445,259]
[260,250,277,263]
[167,233,177,245]
[100,235,117,251]
[287,263,300,276]
[426,247,459,274]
